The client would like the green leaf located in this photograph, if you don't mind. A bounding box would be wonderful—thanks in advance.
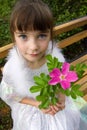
[36,95,46,101]
[46,54,52,62]
[51,97,58,105]
[76,63,81,70]
[40,73,46,78]
[48,67,54,72]
[30,85,43,93]
[70,91,77,99]
[76,63,87,74]
[39,99,50,109]
[47,62,52,67]
[49,92,55,97]
[75,90,83,97]
[57,62,62,69]
[34,76,45,85]
[70,65,75,70]
[40,87,48,96]
[59,86,65,94]
[71,84,81,91]
[77,70,84,78]
[53,57,59,68]
[47,62,54,72]
[64,89,71,96]
[80,64,87,70]
[40,73,49,83]
[48,85,53,92]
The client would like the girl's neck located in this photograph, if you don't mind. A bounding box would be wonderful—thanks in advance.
[28,56,46,69]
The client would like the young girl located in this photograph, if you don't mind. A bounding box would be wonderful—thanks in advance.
[0,0,87,130]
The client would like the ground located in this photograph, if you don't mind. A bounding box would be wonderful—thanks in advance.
[0,99,12,130]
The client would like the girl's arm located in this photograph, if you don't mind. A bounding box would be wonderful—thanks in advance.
[19,97,55,115]
[0,79,65,115]
[19,97,40,107]
[19,93,65,108]
[20,93,65,115]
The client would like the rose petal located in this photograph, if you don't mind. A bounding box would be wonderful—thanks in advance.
[62,62,70,74]
[49,68,61,78]
[60,80,71,90]
[66,71,78,82]
[48,77,60,85]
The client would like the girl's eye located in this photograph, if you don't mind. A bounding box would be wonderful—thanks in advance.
[18,34,27,40]
[38,34,47,39]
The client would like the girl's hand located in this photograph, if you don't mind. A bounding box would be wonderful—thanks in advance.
[39,101,65,116]
[35,93,65,115]
[49,101,65,115]
[43,93,65,115]
[20,95,65,116]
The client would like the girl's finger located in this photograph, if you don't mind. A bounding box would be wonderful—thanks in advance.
[41,108,51,114]
[51,105,59,112]
[56,102,65,109]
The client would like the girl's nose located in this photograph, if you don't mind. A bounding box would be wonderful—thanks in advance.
[27,38,38,51]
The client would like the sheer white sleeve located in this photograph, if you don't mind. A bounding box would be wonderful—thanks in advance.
[0,79,23,106]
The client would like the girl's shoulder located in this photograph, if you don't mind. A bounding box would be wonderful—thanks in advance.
[2,47,25,77]
[47,41,65,62]
[52,44,65,62]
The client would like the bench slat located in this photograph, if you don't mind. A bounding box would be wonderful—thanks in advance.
[0,43,13,58]
[83,94,87,101]
[57,30,87,48]
[76,75,87,93]
[53,16,87,36]
[70,54,87,100]
[71,54,87,75]
[71,55,87,65]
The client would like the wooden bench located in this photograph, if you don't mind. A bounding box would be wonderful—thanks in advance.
[0,16,87,101]
[53,16,87,101]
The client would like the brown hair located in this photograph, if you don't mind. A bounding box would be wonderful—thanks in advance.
[10,0,53,41]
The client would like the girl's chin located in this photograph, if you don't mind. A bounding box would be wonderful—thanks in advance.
[25,56,41,62]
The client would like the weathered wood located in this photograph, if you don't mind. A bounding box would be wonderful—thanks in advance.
[83,94,87,101]
[0,43,13,58]
[71,55,87,65]
[71,55,87,75]
[70,54,87,101]
[53,16,87,36]
[57,30,87,49]
[76,75,87,95]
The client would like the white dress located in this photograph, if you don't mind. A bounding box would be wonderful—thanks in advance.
[0,43,87,130]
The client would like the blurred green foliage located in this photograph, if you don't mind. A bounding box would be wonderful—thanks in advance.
[0,0,17,47]
[43,0,87,24]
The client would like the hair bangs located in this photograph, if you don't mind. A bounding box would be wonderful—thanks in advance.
[13,4,53,32]
[10,1,53,41]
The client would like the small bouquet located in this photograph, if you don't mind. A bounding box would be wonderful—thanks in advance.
[30,54,87,109]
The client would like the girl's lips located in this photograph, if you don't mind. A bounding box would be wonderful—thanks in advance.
[30,53,39,57]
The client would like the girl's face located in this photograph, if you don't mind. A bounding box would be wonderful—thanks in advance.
[14,30,50,66]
